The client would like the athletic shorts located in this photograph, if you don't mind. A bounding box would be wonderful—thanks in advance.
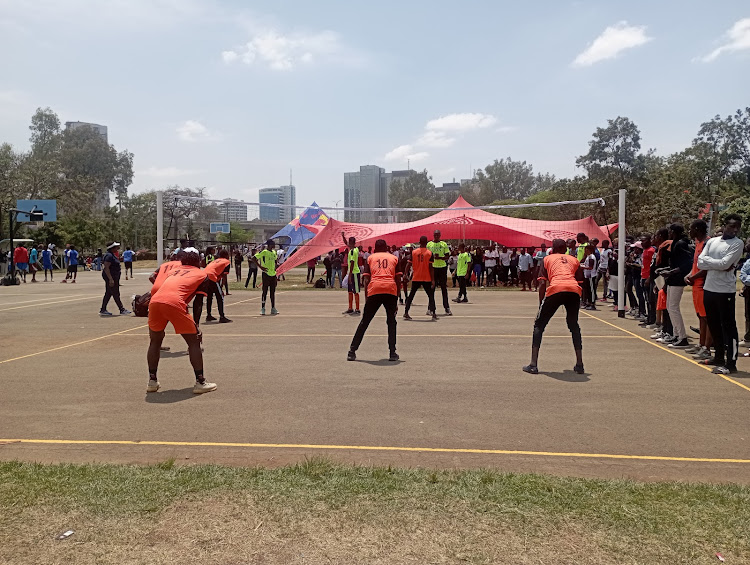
[692,285,706,317]
[16,262,28,271]
[657,288,667,311]
[124,261,133,269]
[148,302,198,334]
[347,272,361,293]
[68,265,78,273]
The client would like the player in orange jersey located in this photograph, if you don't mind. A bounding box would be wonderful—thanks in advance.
[403,235,437,320]
[348,239,402,362]
[146,248,218,394]
[523,239,584,375]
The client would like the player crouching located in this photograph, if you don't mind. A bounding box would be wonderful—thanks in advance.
[146,248,218,394]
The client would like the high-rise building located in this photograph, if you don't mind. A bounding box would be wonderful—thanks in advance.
[259,185,296,223]
[344,166,414,223]
[219,198,248,222]
[65,121,108,143]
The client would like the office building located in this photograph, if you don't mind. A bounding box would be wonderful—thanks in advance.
[65,121,108,144]
[219,198,248,222]
[259,185,296,223]
[344,166,414,223]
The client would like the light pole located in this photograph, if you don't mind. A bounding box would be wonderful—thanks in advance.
[334,199,341,221]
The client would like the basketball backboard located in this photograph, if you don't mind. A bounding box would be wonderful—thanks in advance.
[16,200,57,222]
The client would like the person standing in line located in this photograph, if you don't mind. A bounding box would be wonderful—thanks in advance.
[518,247,534,291]
[471,246,483,287]
[738,238,750,348]
[122,246,134,280]
[62,245,79,283]
[42,245,53,281]
[533,244,549,291]
[404,236,437,320]
[484,244,498,287]
[523,239,584,375]
[252,240,279,316]
[234,248,244,282]
[685,220,713,360]
[342,235,362,315]
[452,243,472,303]
[597,240,612,301]
[509,248,520,286]
[245,248,258,288]
[397,248,410,305]
[427,230,451,316]
[146,248,217,394]
[498,245,511,286]
[581,244,598,310]
[347,239,402,362]
[331,250,343,288]
[323,252,333,288]
[637,235,656,327]
[657,224,693,348]
[28,245,39,283]
[100,242,131,316]
[697,214,744,374]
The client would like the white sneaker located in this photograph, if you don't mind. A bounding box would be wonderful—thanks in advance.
[193,380,217,394]
[650,331,664,340]
[656,334,674,343]
[146,379,160,393]
[740,340,747,347]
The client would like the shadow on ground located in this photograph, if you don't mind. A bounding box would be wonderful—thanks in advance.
[540,370,590,383]
[145,388,197,403]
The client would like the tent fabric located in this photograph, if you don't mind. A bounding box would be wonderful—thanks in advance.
[269,202,329,256]
[278,196,615,275]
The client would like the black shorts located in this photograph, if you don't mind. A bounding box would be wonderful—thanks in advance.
[125,261,133,269]
[68,265,78,274]
[347,273,361,293]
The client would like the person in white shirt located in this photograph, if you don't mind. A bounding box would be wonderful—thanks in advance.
[498,246,511,286]
[696,214,744,375]
[597,240,612,301]
[484,244,499,286]
[518,247,534,290]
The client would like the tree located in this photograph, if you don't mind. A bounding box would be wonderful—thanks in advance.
[474,158,554,204]
[217,222,255,244]
[162,186,218,244]
[388,170,441,206]
[576,116,646,189]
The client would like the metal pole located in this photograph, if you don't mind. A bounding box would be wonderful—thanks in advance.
[617,188,626,318]
[156,190,164,267]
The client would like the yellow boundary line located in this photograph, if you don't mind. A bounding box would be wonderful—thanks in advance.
[581,311,750,393]
[116,333,633,339]
[1,438,748,464]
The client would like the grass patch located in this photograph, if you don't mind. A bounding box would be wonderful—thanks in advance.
[1,458,748,563]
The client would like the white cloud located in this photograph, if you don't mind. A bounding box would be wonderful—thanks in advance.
[697,18,750,62]
[495,125,519,133]
[405,151,429,163]
[176,120,215,142]
[139,166,204,178]
[222,29,345,71]
[572,21,652,67]
[416,130,456,148]
[384,145,430,163]
[425,113,497,131]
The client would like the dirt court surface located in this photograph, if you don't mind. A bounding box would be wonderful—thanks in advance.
[1,267,749,483]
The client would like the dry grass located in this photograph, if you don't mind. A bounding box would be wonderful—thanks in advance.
[2,458,749,564]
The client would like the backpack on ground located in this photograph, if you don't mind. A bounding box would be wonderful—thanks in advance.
[314,277,326,289]
[132,292,151,317]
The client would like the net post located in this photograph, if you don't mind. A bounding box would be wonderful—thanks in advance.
[617,188,626,318]
[156,190,164,267]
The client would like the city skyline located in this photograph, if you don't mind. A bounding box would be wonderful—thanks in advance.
[1,1,749,214]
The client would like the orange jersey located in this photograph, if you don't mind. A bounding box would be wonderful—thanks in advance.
[150,261,182,295]
[690,239,707,289]
[366,252,401,296]
[205,258,230,282]
[410,247,433,282]
[149,265,209,308]
[541,254,582,297]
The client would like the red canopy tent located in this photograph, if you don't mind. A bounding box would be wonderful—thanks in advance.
[278,196,615,274]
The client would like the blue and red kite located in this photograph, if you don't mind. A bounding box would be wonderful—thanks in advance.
[270,201,329,256]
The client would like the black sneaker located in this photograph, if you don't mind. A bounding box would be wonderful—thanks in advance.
[460,298,469,303]
[574,364,585,374]
[431,312,439,320]
[218,317,233,323]
[343,309,354,315]
[347,350,356,361]
[452,298,461,303]
[444,309,452,316]
[403,313,412,320]
[205,315,218,322]
[354,310,361,315]
[522,365,539,374]
[389,352,399,362]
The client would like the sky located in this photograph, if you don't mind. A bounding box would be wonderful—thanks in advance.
[1,0,749,212]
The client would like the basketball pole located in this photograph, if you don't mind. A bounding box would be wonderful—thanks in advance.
[156,190,164,268]
[617,188,626,318]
